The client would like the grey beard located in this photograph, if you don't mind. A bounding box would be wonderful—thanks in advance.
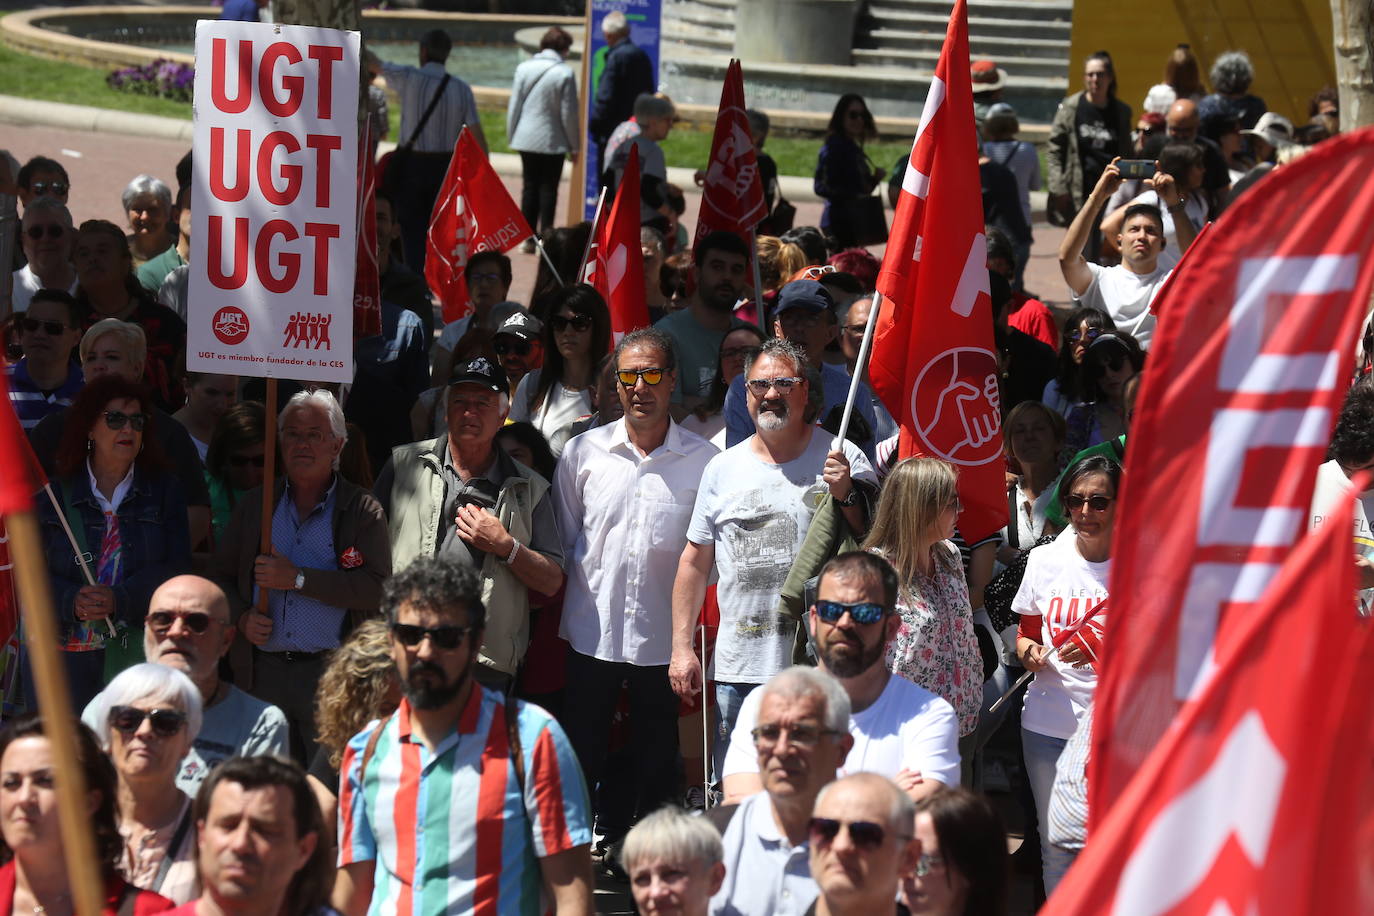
[756,404,789,431]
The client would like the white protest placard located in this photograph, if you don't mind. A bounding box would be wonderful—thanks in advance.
[188,20,360,383]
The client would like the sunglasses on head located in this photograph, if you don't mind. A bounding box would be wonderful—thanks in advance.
[1064,493,1114,512]
[24,225,64,241]
[551,314,593,333]
[808,817,892,852]
[228,453,265,468]
[745,376,803,396]
[147,610,213,634]
[800,265,837,281]
[493,339,532,357]
[109,706,187,738]
[617,367,666,387]
[104,410,147,432]
[814,599,885,625]
[29,181,69,196]
[20,317,67,336]
[390,622,473,650]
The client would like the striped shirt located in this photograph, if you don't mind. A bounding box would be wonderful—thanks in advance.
[1047,703,1091,850]
[338,689,592,916]
[6,359,82,430]
[381,61,479,153]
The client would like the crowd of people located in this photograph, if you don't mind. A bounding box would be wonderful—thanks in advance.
[0,20,1359,916]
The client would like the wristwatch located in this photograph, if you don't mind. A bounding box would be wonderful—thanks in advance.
[836,487,860,507]
[293,570,305,591]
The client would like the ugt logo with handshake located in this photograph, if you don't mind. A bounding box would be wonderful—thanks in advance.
[911,347,1002,466]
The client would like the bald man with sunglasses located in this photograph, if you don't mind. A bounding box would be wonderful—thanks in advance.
[552,326,718,862]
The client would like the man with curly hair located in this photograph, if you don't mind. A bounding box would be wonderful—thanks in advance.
[1310,378,1374,602]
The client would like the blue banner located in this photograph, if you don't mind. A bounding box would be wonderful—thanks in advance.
[583,0,662,220]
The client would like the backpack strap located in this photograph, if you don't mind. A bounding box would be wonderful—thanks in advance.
[358,713,393,790]
[399,73,451,152]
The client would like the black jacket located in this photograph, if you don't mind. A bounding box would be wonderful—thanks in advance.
[589,39,655,141]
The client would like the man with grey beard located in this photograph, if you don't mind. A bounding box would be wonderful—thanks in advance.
[670,338,876,785]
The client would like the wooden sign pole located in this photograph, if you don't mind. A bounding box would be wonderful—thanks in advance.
[254,377,278,617]
[565,0,595,227]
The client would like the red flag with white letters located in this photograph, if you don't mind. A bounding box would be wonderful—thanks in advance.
[425,127,532,323]
[353,123,381,339]
[1043,479,1374,915]
[584,144,648,342]
[693,59,766,250]
[1089,127,1374,823]
[867,0,1004,542]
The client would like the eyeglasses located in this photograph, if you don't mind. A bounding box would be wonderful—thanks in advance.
[841,323,867,337]
[20,317,68,335]
[808,817,900,852]
[745,376,803,396]
[109,706,187,738]
[147,610,213,634]
[468,272,503,284]
[1064,493,1114,512]
[282,429,327,446]
[751,722,842,749]
[915,852,946,877]
[390,622,473,650]
[228,453,265,468]
[24,225,65,241]
[551,314,593,333]
[1067,327,1103,344]
[814,599,885,625]
[493,339,532,357]
[104,410,147,432]
[617,367,666,387]
[28,181,69,196]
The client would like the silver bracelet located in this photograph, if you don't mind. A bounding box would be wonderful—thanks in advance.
[504,539,522,566]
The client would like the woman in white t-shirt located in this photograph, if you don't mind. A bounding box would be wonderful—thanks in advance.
[509,284,609,457]
[1011,453,1120,896]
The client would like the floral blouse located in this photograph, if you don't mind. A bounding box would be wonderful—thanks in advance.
[880,541,983,737]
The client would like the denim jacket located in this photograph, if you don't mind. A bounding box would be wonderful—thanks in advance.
[39,466,192,641]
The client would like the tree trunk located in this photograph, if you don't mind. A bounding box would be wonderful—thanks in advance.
[1331,0,1374,129]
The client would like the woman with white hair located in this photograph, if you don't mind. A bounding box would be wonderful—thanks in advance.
[87,662,203,903]
[623,806,725,915]
[121,174,174,266]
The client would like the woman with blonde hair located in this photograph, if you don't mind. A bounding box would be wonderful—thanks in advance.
[750,236,806,324]
[861,457,982,739]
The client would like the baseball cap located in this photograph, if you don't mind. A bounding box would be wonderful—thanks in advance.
[776,279,836,315]
[448,356,508,392]
[494,310,541,342]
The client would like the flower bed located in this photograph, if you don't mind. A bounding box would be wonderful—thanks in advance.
[106,59,194,103]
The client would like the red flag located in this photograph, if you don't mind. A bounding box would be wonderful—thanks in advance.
[693,59,766,250]
[425,128,533,323]
[1043,480,1374,915]
[353,124,382,339]
[0,384,37,714]
[585,144,649,341]
[1089,127,1374,821]
[867,0,1004,543]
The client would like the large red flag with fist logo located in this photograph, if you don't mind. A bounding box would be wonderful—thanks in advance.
[426,127,532,323]
[1043,479,1374,915]
[584,144,648,341]
[1089,127,1374,823]
[693,59,766,250]
[867,0,1004,542]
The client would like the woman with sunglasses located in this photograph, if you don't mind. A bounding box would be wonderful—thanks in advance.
[510,284,611,457]
[682,323,765,449]
[1041,306,1115,416]
[203,401,268,546]
[860,458,983,741]
[37,375,192,709]
[0,713,175,915]
[1061,332,1144,463]
[88,663,203,904]
[1012,454,1120,895]
[902,788,1009,915]
[815,93,886,249]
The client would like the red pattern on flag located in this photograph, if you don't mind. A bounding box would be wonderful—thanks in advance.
[585,144,649,341]
[425,128,533,323]
[867,0,1005,542]
[1043,480,1374,915]
[1090,127,1374,822]
[692,59,766,250]
[353,123,382,339]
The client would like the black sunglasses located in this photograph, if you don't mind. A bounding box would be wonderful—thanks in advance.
[814,599,885,625]
[104,410,147,432]
[807,817,892,852]
[20,317,68,336]
[390,622,473,650]
[228,453,265,468]
[1064,493,1114,512]
[109,706,187,738]
[1067,327,1103,344]
[28,181,69,196]
[551,314,593,333]
[24,225,65,241]
[493,339,532,357]
[147,610,213,634]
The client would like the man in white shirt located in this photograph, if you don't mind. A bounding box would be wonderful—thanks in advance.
[720,552,960,802]
[1058,157,1195,349]
[553,327,718,849]
[708,666,853,916]
[670,339,875,782]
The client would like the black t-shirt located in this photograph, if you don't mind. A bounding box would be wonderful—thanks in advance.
[308,744,340,795]
[1074,95,1120,193]
[1000,327,1058,411]
[980,160,1030,245]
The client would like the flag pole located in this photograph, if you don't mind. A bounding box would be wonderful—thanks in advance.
[576,186,608,282]
[749,228,765,327]
[8,508,106,916]
[38,483,115,637]
[830,288,882,451]
[253,378,278,620]
[699,622,710,809]
[535,238,566,287]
